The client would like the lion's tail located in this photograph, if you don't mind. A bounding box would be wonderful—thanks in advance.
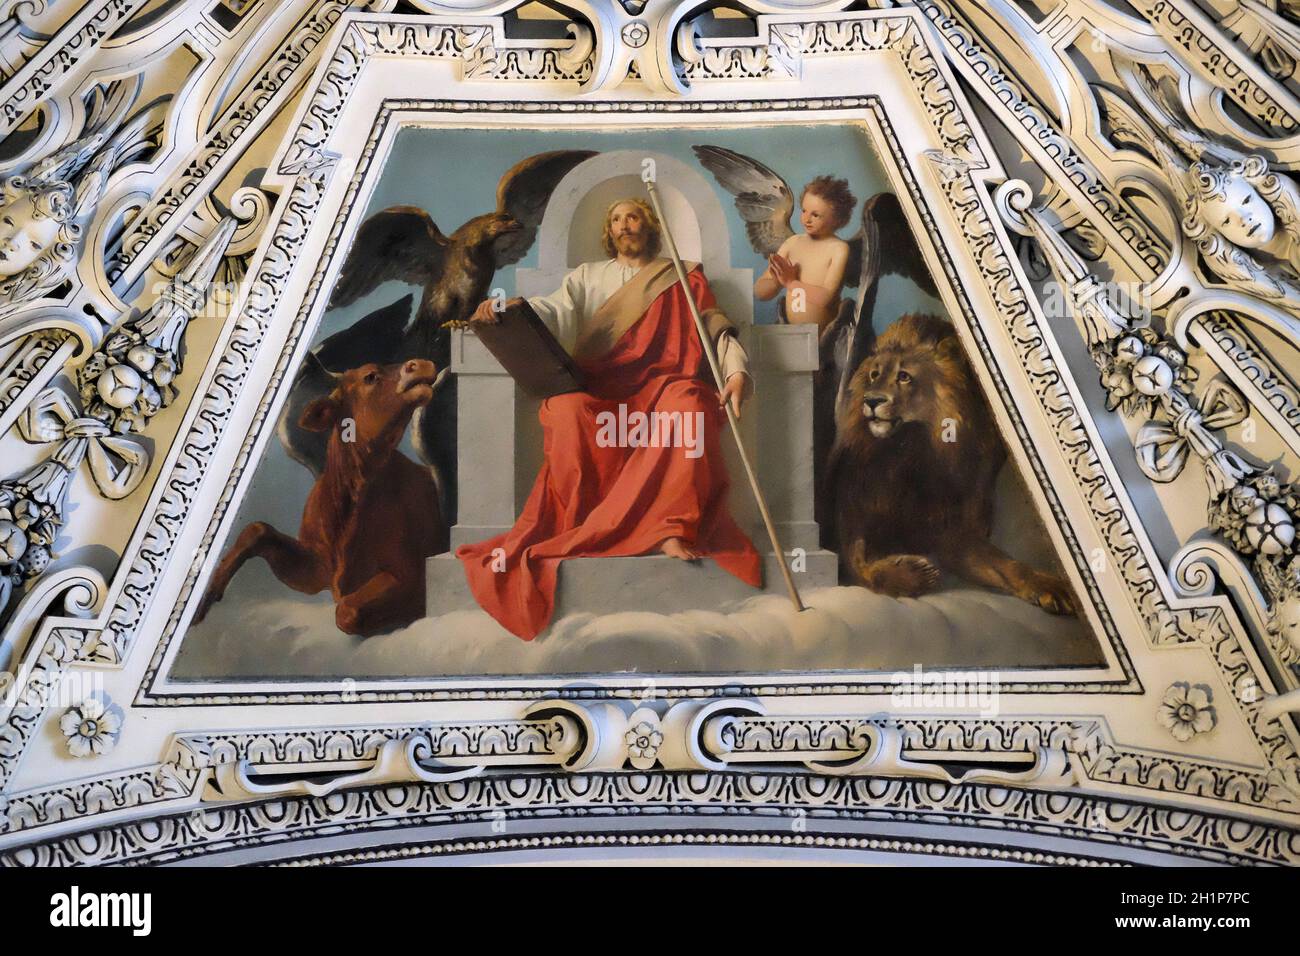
[848,539,870,586]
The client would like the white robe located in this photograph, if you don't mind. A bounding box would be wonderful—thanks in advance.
[527,259,751,386]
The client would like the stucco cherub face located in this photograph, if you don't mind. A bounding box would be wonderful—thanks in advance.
[0,192,61,278]
[1276,595,1300,655]
[1200,174,1277,250]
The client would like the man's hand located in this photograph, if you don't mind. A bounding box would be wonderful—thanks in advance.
[768,253,800,288]
[469,296,524,325]
[719,372,748,420]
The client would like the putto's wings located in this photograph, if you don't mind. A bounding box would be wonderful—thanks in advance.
[328,206,448,309]
[836,192,939,418]
[843,192,936,294]
[692,144,795,256]
[492,149,599,266]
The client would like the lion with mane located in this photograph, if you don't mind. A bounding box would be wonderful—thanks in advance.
[826,312,1076,615]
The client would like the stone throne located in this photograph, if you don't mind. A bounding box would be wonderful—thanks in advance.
[426,150,837,622]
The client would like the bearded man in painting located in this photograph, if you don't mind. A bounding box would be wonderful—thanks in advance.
[458,198,762,639]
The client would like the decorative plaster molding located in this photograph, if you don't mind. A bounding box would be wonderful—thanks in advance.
[0,0,150,139]
[0,1,1298,867]
[0,217,236,632]
[6,768,1300,867]
[1125,0,1300,133]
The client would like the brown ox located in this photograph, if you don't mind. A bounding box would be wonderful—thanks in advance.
[195,359,447,636]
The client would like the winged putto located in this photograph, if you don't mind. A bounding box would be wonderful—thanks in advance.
[692,144,938,422]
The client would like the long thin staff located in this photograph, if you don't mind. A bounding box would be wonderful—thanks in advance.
[645,180,806,613]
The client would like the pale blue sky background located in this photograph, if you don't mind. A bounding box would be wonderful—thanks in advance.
[322,122,943,339]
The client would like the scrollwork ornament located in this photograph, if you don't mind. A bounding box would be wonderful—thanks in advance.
[5,4,1300,862]
[208,733,481,802]
[546,0,854,95]
[0,217,236,624]
[157,188,273,289]
[1007,183,1300,690]
[0,565,104,672]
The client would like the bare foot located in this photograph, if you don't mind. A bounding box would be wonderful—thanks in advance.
[660,537,700,561]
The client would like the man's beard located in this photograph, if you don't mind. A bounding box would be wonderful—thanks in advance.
[615,233,646,255]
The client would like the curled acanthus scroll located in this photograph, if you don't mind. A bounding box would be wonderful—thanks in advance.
[548,0,695,94]
[0,2,47,76]
[1172,541,1300,723]
[409,0,854,93]
[173,702,1079,814]
[155,187,274,287]
[999,179,1300,707]
[0,215,237,634]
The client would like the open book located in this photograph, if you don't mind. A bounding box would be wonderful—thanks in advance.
[472,298,585,399]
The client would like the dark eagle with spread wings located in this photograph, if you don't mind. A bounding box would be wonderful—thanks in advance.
[281,149,597,524]
[692,144,938,418]
[328,149,598,339]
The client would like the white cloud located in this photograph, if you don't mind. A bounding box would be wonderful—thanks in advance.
[173,584,1099,679]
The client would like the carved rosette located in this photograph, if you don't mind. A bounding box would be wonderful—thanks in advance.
[1157,683,1217,743]
[58,696,123,758]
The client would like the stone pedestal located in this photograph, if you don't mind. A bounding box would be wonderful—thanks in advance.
[752,323,823,552]
[432,323,838,622]
[446,328,544,549]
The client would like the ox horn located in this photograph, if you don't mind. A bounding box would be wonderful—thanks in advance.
[305,350,345,382]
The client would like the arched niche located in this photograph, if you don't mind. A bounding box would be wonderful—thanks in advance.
[517,149,753,326]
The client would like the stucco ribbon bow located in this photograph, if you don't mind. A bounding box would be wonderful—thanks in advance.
[1135,381,1249,484]
[17,386,149,500]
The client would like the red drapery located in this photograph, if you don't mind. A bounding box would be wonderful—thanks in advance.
[456,266,762,640]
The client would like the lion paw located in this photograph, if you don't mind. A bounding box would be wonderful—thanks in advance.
[1021,573,1077,616]
[855,548,940,598]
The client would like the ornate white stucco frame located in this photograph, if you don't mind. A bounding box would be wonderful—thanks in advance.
[4,6,1300,866]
